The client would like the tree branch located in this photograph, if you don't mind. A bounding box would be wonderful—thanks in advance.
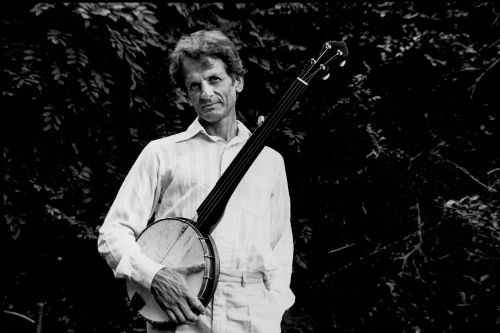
[443,158,497,193]
[471,56,500,100]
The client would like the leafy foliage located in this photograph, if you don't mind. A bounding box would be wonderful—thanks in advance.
[2,2,499,332]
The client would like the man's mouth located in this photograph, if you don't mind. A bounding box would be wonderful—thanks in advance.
[201,102,219,108]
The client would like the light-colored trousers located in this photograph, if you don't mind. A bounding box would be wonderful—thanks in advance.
[147,271,283,333]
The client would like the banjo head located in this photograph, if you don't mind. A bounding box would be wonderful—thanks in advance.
[126,217,219,324]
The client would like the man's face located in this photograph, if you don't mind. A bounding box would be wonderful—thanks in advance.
[182,56,243,124]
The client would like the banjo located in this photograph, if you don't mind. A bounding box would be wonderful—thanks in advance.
[126,40,348,327]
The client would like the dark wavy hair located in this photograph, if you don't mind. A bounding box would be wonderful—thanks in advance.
[169,30,246,90]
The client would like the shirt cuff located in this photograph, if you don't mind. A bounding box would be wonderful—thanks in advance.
[115,248,164,290]
[268,288,295,314]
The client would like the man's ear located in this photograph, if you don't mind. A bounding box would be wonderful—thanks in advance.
[234,75,244,93]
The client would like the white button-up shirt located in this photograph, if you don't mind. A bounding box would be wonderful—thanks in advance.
[98,118,295,312]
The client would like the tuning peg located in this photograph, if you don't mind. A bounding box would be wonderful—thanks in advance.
[257,115,265,127]
[319,64,330,80]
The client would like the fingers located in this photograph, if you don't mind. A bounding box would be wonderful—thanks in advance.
[172,307,187,324]
[166,309,177,324]
[178,262,206,275]
[165,302,199,325]
[178,302,199,322]
[187,295,206,316]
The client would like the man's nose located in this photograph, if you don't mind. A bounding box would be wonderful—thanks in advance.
[200,81,214,99]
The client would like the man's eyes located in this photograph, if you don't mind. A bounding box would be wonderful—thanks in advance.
[188,77,222,90]
[188,83,200,91]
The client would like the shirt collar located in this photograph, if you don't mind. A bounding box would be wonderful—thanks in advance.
[179,117,251,144]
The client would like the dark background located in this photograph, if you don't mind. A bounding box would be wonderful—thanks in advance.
[2,2,499,332]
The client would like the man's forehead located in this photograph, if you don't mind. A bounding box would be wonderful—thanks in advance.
[183,56,227,76]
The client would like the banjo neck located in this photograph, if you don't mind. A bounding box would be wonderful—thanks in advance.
[194,41,348,236]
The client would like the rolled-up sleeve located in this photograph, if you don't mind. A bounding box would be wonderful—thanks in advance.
[97,142,164,290]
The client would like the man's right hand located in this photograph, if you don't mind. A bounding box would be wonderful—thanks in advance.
[150,264,206,325]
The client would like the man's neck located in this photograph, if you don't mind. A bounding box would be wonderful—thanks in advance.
[200,116,238,142]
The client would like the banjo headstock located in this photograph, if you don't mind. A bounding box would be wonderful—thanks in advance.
[298,40,348,83]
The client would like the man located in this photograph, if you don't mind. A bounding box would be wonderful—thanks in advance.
[98,30,295,333]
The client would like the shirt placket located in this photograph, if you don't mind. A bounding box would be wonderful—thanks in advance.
[220,145,234,176]
[221,134,245,174]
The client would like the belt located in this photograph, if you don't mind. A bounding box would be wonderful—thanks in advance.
[218,270,264,287]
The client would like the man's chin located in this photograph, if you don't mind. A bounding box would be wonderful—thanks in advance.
[198,114,220,124]
[198,110,223,123]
